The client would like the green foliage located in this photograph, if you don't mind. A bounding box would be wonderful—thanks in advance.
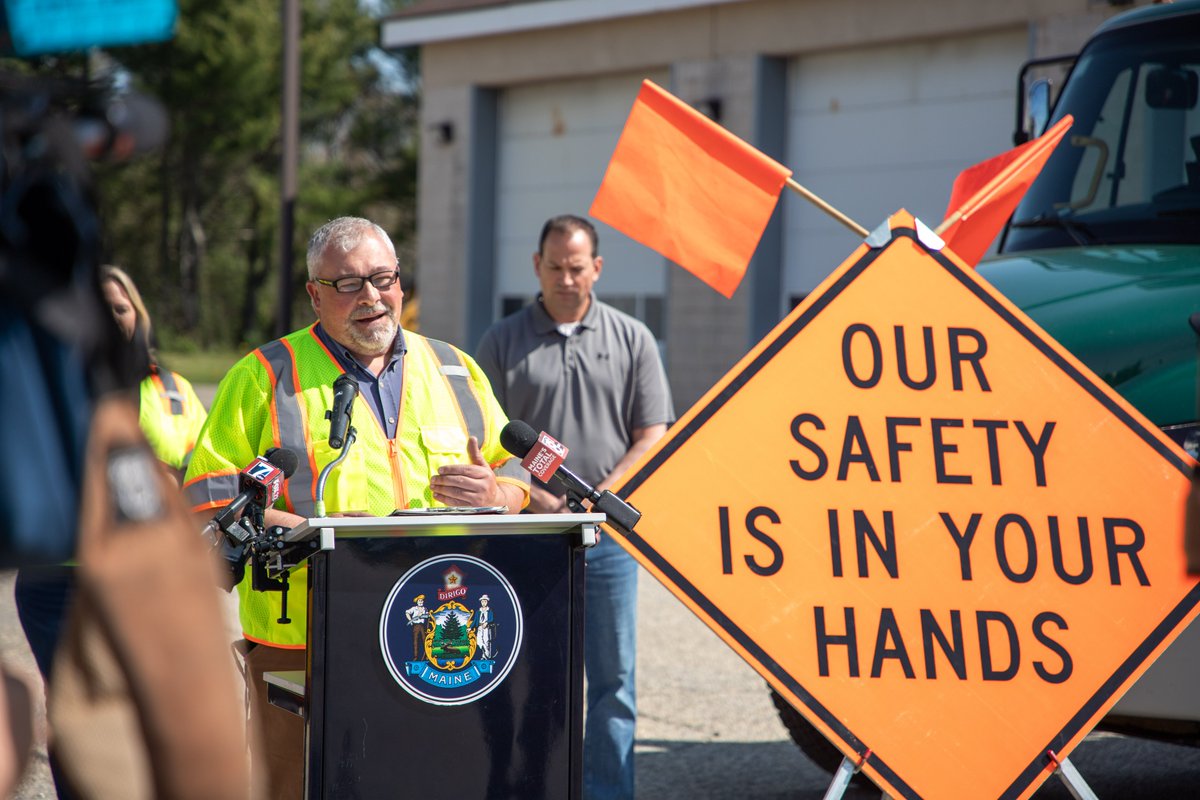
[89,0,418,352]
[158,347,245,384]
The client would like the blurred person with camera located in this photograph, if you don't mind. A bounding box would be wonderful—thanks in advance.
[13,265,211,798]
[15,265,208,683]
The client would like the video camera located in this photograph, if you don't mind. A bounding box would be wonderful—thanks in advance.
[0,1,176,565]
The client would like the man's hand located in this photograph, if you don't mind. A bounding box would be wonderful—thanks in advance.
[431,436,502,507]
[527,483,567,514]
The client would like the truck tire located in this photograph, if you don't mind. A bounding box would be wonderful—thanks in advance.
[769,686,871,786]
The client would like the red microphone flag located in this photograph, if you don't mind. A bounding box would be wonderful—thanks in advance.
[521,431,569,483]
[589,79,792,299]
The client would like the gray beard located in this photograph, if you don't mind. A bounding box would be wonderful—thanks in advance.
[347,316,396,355]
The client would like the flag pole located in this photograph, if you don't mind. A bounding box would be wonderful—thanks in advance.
[785,177,869,237]
[933,210,962,236]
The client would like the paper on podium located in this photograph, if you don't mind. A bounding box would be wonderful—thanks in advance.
[390,506,508,515]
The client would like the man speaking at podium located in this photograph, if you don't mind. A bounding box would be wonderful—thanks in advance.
[185,216,529,799]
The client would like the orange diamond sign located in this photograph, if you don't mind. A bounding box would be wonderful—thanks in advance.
[612,211,1199,799]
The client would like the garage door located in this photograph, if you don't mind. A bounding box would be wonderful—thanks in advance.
[784,29,1028,305]
[495,70,670,335]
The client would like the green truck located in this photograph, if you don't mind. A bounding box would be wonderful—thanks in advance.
[984,0,1200,745]
[775,0,1200,772]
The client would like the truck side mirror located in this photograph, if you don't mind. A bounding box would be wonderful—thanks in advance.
[1146,66,1198,110]
[1027,79,1052,140]
[1014,54,1075,146]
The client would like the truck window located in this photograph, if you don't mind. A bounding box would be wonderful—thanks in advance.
[1004,16,1200,252]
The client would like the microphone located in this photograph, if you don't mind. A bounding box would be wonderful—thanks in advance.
[499,420,641,535]
[202,447,300,546]
[501,421,597,504]
[326,373,358,450]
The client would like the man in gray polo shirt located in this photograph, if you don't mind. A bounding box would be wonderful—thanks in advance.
[477,214,673,799]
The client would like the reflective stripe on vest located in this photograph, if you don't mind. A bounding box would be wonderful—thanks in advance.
[422,338,524,482]
[258,339,317,517]
[155,369,184,415]
[423,337,486,446]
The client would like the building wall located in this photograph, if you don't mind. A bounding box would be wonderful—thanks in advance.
[402,0,1152,411]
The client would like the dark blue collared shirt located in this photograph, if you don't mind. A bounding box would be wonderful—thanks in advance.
[313,323,406,440]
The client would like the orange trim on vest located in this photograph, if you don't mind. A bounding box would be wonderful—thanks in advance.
[147,370,168,414]
[242,632,307,650]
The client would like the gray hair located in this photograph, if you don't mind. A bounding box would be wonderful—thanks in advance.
[306,217,396,279]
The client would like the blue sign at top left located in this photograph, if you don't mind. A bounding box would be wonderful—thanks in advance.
[1,0,177,56]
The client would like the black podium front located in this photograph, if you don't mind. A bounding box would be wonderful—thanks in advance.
[278,513,601,800]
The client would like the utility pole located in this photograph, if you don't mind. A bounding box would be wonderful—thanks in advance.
[277,0,299,337]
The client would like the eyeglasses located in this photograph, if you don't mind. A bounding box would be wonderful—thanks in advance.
[313,269,402,294]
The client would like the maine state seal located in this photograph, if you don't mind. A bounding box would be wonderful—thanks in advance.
[379,554,523,706]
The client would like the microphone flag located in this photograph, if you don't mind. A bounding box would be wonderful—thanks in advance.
[521,431,569,483]
[241,455,284,507]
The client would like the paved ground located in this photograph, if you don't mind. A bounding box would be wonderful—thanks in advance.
[0,572,52,799]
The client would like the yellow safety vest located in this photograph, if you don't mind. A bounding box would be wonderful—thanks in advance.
[185,326,527,647]
[139,367,207,471]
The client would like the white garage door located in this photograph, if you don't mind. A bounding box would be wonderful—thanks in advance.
[495,70,671,334]
[784,28,1028,303]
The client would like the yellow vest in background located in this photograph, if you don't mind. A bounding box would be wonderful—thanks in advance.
[138,367,207,471]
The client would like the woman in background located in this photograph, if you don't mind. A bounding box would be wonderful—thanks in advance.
[100,265,207,481]
[14,266,208,797]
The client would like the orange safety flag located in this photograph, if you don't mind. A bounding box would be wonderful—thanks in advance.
[938,114,1074,267]
[589,79,792,299]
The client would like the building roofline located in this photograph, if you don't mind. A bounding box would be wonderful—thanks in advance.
[381,0,746,48]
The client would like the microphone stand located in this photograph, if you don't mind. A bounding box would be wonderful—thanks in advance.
[314,426,357,517]
[564,492,587,514]
[589,491,641,538]
[247,425,362,623]
[246,509,321,625]
[244,429,357,623]
[560,486,641,538]
[247,517,295,625]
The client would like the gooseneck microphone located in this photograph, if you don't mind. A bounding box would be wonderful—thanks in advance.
[316,374,360,516]
[499,420,642,535]
[327,373,358,450]
[202,447,300,546]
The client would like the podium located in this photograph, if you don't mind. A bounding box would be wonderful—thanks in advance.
[274,512,603,800]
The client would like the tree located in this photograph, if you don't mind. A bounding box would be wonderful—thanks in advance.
[439,611,466,647]
[93,0,418,350]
